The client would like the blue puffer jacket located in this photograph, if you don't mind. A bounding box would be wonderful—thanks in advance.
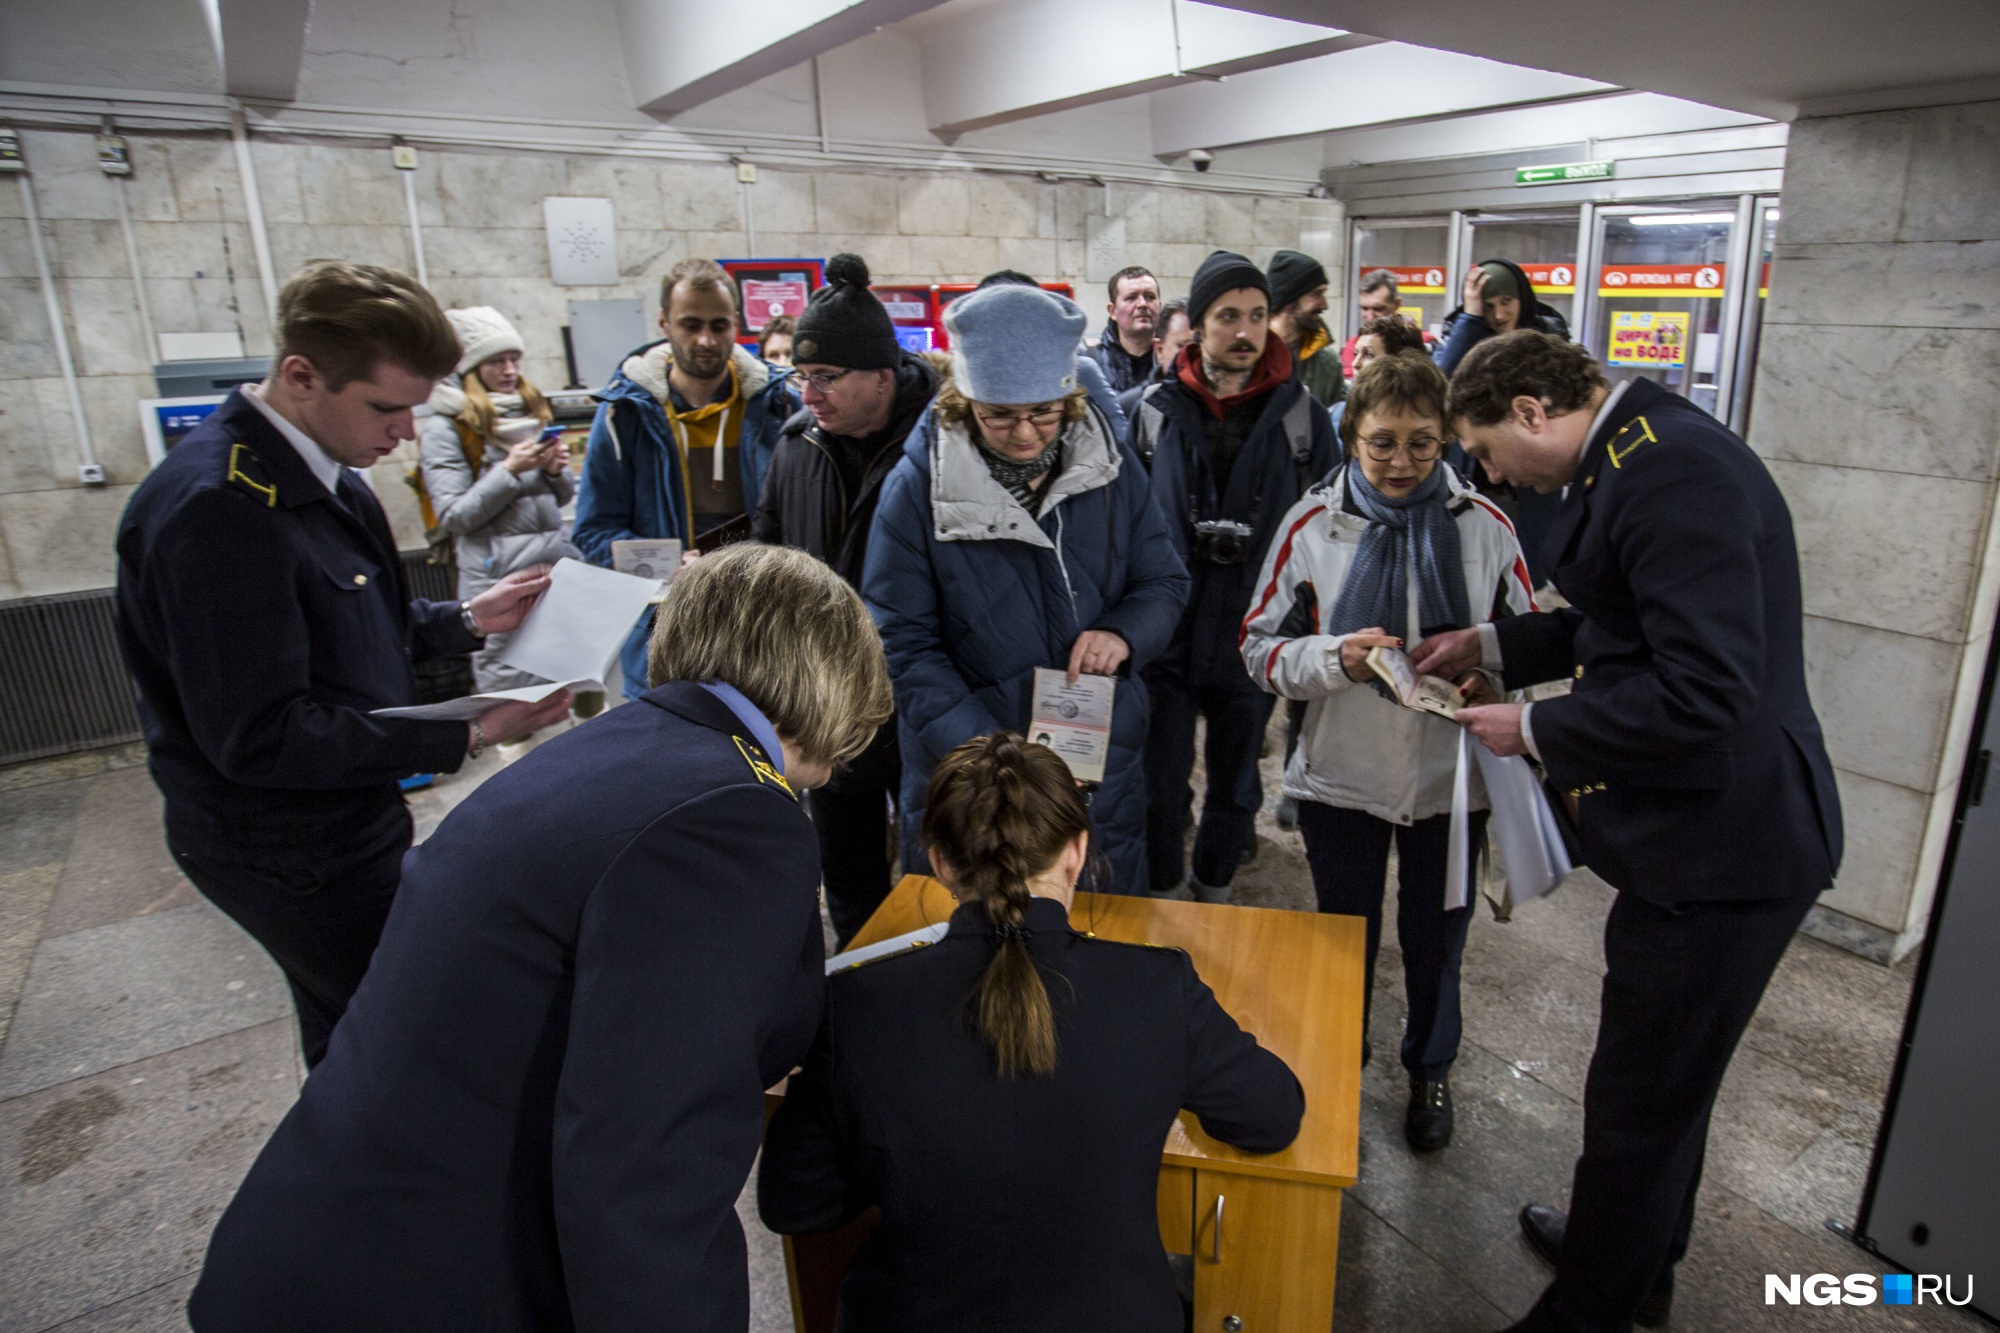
[574,340,799,697]
[863,404,1191,895]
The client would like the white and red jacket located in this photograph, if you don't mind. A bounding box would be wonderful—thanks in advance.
[1239,464,1535,825]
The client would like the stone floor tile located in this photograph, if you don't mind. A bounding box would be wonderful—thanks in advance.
[1740,931,1914,1107]
[1476,869,1616,976]
[1755,1121,1879,1241]
[0,905,290,1099]
[0,864,62,1053]
[0,780,89,876]
[1702,1041,1851,1213]
[39,1274,194,1332]
[0,744,147,797]
[1332,1195,1510,1332]
[41,770,194,939]
[1451,928,1606,1105]
[0,1021,298,1333]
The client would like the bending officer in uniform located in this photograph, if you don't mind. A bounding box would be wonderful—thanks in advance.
[1413,332,1842,1333]
[187,544,893,1333]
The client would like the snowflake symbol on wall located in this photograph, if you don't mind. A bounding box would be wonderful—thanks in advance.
[558,222,607,265]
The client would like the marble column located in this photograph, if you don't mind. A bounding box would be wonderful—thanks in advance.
[1751,97,2000,960]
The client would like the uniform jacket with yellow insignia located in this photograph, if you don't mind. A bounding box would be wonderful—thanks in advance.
[114,388,481,858]
[1492,377,1842,903]
[190,679,824,1333]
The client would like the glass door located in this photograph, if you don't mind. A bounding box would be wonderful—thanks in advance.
[1727,197,1781,433]
[1587,203,1739,413]
[1459,209,1583,336]
[1349,217,1452,340]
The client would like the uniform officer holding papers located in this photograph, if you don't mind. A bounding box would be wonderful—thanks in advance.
[114,262,567,1067]
[1413,332,1841,1332]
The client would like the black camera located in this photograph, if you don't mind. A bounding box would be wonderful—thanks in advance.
[1190,519,1254,565]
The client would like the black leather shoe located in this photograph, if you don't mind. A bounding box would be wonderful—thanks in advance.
[1404,1077,1453,1151]
[1516,1204,1675,1327]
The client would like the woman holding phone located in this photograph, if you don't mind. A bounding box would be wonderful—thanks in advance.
[420,306,580,691]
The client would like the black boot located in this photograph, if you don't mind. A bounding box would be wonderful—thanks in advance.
[1404,1076,1453,1152]
[1517,1204,1675,1327]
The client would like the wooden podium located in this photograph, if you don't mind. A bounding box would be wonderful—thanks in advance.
[773,875,1364,1333]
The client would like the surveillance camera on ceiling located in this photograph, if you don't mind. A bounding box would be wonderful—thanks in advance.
[1188,149,1214,173]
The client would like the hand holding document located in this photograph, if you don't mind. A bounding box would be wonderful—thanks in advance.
[1366,645,1465,719]
[1030,666,1115,784]
[372,558,662,722]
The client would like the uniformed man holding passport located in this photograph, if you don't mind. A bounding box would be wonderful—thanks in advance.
[115,261,570,1067]
[1414,331,1842,1333]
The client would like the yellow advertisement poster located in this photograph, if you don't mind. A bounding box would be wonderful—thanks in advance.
[1607,311,1690,368]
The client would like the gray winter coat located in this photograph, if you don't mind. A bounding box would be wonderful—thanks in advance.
[418,383,580,598]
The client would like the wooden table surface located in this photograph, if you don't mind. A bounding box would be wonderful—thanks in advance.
[849,875,1363,1188]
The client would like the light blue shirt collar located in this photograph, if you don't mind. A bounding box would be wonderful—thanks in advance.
[698,681,785,775]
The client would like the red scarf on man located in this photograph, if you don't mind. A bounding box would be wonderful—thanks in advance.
[1174,336,1294,419]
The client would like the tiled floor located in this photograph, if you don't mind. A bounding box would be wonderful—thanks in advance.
[0,731,1982,1332]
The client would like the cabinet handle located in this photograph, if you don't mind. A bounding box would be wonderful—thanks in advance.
[1212,1193,1225,1263]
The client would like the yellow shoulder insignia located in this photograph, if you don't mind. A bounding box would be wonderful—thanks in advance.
[227,442,277,507]
[1604,416,1657,470]
[733,735,796,798]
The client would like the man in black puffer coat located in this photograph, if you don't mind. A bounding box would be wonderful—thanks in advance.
[753,253,940,944]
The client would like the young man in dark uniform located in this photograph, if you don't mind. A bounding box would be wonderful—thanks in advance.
[1414,333,1843,1333]
[115,261,568,1067]
[1130,250,1338,902]
[187,545,893,1333]
[754,253,938,945]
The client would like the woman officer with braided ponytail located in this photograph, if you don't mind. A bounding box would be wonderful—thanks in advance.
[760,734,1302,1331]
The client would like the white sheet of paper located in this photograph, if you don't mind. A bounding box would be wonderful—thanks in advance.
[1030,666,1115,784]
[825,922,951,975]
[498,557,662,687]
[371,678,599,722]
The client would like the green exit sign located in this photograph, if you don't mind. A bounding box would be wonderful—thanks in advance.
[1516,160,1616,186]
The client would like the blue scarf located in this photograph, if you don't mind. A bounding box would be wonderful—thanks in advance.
[1326,464,1471,640]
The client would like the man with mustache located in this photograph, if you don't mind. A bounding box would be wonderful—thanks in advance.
[575,257,800,698]
[1129,250,1337,902]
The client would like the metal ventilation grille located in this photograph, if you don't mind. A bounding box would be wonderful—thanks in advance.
[0,554,472,768]
[0,589,142,765]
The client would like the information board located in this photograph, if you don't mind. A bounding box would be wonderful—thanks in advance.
[1606,311,1691,368]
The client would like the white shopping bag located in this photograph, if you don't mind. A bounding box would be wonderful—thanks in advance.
[1446,727,1574,912]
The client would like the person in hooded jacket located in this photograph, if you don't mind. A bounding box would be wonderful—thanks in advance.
[1434,259,1573,587]
[864,283,1189,897]
[1129,251,1338,902]
[574,258,800,698]
[755,253,941,944]
[419,306,579,692]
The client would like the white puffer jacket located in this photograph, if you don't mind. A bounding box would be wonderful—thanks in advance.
[1240,464,1535,824]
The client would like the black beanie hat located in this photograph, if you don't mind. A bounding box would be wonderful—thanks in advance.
[794,253,900,370]
[1267,248,1328,312]
[1188,250,1269,327]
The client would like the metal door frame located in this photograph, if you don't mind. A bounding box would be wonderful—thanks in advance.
[1343,214,1455,344]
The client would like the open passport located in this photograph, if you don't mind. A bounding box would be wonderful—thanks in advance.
[1366,645,1465,719]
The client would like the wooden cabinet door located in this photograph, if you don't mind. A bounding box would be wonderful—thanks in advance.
[1191,1171,1341,1333]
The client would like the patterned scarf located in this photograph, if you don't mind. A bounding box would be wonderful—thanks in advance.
[1326,465,1470,639]
[978,438,1063,512]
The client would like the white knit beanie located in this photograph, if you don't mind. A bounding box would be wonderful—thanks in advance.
[447,306,525,375]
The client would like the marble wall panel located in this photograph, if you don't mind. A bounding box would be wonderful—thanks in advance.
[1052,185,1094,242]
[1204,194,1255,251]
[825,233,911,279]
[903,233,998,282]
[424,227,548,281]
[897,176,970,237]
[1801,613,1967,792]
[1116,190,1162,244]
[66,372,156,484]
[45,220,128,280]
[245,140,306,227]
[436,152,566,230]
[683,230,750,262]
[0,516,18,598]
[1818,765,1932,929]
[0,220,41,283]
[296,145,410,229]
[1766,239,2000,331]
[0,378,58,493]
[1770,458,1992,641]
[1899,100,2000,244]
[1749,324,2000,483]
[1154,242,1209,283]
[994,237,1059,282]
[1776,112,1913,246]
[966,175,1043,241]
[661,165,743,235]
[750,170,816,235]
[18,133,119,222]
[562,158,666,227]
[749,232,817,265]
[162,139,244,225]
[814,173,898,237]
[1253,196,1302,248]
[0,280,59,380]
[0,484,134,596]
[132,219,230,282]
[617,229,688,285]
[59,279,151,380]
[119,139,180,224]
[267,223,414,283]
[1156,190,1208,244]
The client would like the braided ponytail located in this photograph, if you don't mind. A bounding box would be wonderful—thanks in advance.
[922,735,1090,1078]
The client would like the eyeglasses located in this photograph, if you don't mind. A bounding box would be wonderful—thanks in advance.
[973,406,1066,434]
[797,368,855,393]
[1359,434,1445,462]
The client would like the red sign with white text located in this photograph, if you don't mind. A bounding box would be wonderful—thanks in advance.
[1597,263,1727,298]
[1361,265,1448,295]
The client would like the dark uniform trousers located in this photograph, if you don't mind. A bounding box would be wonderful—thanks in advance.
[171,802,411,1068]
[1143,676,1274,893]
[808,719,901,947]
[1494,380,1844,1333]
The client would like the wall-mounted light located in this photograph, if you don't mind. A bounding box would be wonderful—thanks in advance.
[1627,212,1737,227]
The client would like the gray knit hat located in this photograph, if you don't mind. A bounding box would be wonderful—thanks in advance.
[793,253,900,370]
[944,284,1087,405]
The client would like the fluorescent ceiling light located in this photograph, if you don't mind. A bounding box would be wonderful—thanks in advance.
[1627,212,1738,226]
[1765,209,1781,220]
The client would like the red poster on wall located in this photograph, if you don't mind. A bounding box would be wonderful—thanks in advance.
[1596,263,1727,298]
[1359,265,1448,295]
